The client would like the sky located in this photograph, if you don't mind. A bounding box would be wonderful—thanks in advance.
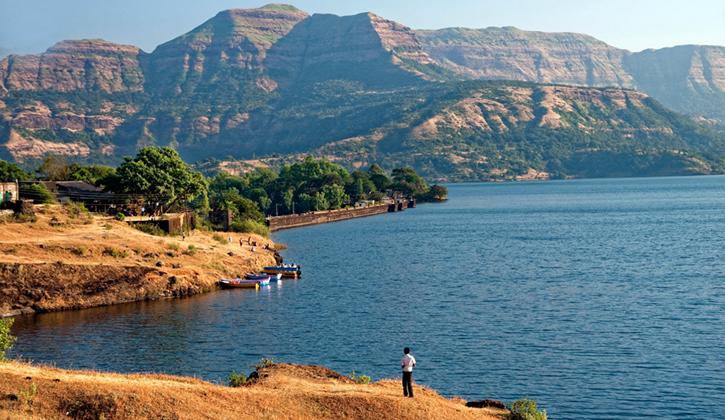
[1,0,724,54]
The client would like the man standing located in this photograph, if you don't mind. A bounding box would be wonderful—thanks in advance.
[400,347,416,398]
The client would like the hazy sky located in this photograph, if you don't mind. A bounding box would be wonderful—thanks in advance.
[1,0,724,54]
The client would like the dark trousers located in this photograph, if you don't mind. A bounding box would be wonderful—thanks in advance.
[402,371,413,397]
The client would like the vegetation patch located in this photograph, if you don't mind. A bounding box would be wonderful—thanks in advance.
[0,318,16,360]
[508,398,547,420]
[102,247,128,258]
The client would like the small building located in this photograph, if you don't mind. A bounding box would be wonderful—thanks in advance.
[0,181,19,205]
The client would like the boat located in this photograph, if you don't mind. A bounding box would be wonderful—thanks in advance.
[267,273,283,282]
[262,264,302,279]
[219,274,271,289]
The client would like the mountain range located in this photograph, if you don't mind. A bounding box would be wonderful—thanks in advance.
[1,3,724,181]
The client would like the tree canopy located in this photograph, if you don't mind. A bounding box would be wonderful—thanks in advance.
[105,147,207,214]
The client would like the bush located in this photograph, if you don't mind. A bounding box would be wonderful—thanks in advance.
[348,370,372,384]
[166,242,181,252]
[23,183,56,204]
[0,318,16,360]
[102,247,128,258]
[228,371,248,387]
[509,399,547,420]
[212,233,226,244]
[230,219,270,237]
[64,201,89,219]
[71,246,87,256]
[184,244,198,256]
[255,357,274,370]
[133,223,166,236]
[115,212,125,221]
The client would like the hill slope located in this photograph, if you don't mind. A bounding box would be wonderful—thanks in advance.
[0,5,724,181]
[0,361,508,419]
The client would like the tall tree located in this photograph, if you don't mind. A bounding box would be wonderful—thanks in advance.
[106,147,207,214]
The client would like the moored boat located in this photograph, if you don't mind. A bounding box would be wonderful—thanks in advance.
[219,274,271,289]
[262,264,302,279]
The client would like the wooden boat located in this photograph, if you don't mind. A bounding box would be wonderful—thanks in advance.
[262,264,302,279]
[219,274,271,289]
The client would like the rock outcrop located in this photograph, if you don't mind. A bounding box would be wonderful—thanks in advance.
[0,39,144,94]
[143,4,308,96]
[417,27,634,87]
[417,27,725,121]
[267,12,434,88]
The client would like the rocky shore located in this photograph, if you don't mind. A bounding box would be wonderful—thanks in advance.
[0,204,277,317]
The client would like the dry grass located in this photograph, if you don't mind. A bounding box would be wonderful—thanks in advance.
[0,205,278,315]
[0,361,508,419]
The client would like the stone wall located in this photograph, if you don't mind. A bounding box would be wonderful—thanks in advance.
[267,204,390,231]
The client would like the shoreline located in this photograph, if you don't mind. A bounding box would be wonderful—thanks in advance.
[0,205,277,318]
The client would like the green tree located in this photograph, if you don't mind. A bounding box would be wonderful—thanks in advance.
[0,161,31,181]
[368,164,391,191]
[391,167,429,197]
[37,155,71,180]
[425,184,448,201]
[321,184,348,209]
[67,164,116,187]
[106,147,207,214]
[0,318,16,360]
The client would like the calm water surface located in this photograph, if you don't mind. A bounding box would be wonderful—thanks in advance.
[11,176,725,419]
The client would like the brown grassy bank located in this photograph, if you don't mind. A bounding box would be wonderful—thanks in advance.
[0,361,508,419]
[0,205,277,317]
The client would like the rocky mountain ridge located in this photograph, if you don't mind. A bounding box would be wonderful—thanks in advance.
[417,26,725,121]
[0,4,724,181]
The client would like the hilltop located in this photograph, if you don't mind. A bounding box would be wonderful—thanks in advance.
[0,361,509,419]
[0,4,724,181]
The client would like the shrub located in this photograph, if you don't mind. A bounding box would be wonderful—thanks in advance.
[133,223,166,236]
[102,247,128,258]
[71,246,87,256]
[183,245,198,256]
[212,233,226,244]
[115,212,125,221]
[255,357,274,370]
[64,201,89,219]
[0,318,16,360]
[24,183,56,204]
[348,370,372,384]
[166,242,180,252]
[230,219,270,237]
[509,399,547,420]
[228,371,248,387]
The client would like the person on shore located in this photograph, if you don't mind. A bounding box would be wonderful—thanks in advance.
[401,347,416,398]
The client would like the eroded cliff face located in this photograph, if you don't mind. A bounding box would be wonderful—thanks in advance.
[417,27,634,87]
[625,45,725,121]
[266,12,435,88]
[417,27,725,121]
[143,4,308,96]
[0,39,144,94]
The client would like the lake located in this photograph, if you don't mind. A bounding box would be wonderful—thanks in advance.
[10,176,725,419]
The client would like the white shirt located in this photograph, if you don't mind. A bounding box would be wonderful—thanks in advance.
[401,354,416,372]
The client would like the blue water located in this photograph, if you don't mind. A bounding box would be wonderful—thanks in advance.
[10,176,725,419]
